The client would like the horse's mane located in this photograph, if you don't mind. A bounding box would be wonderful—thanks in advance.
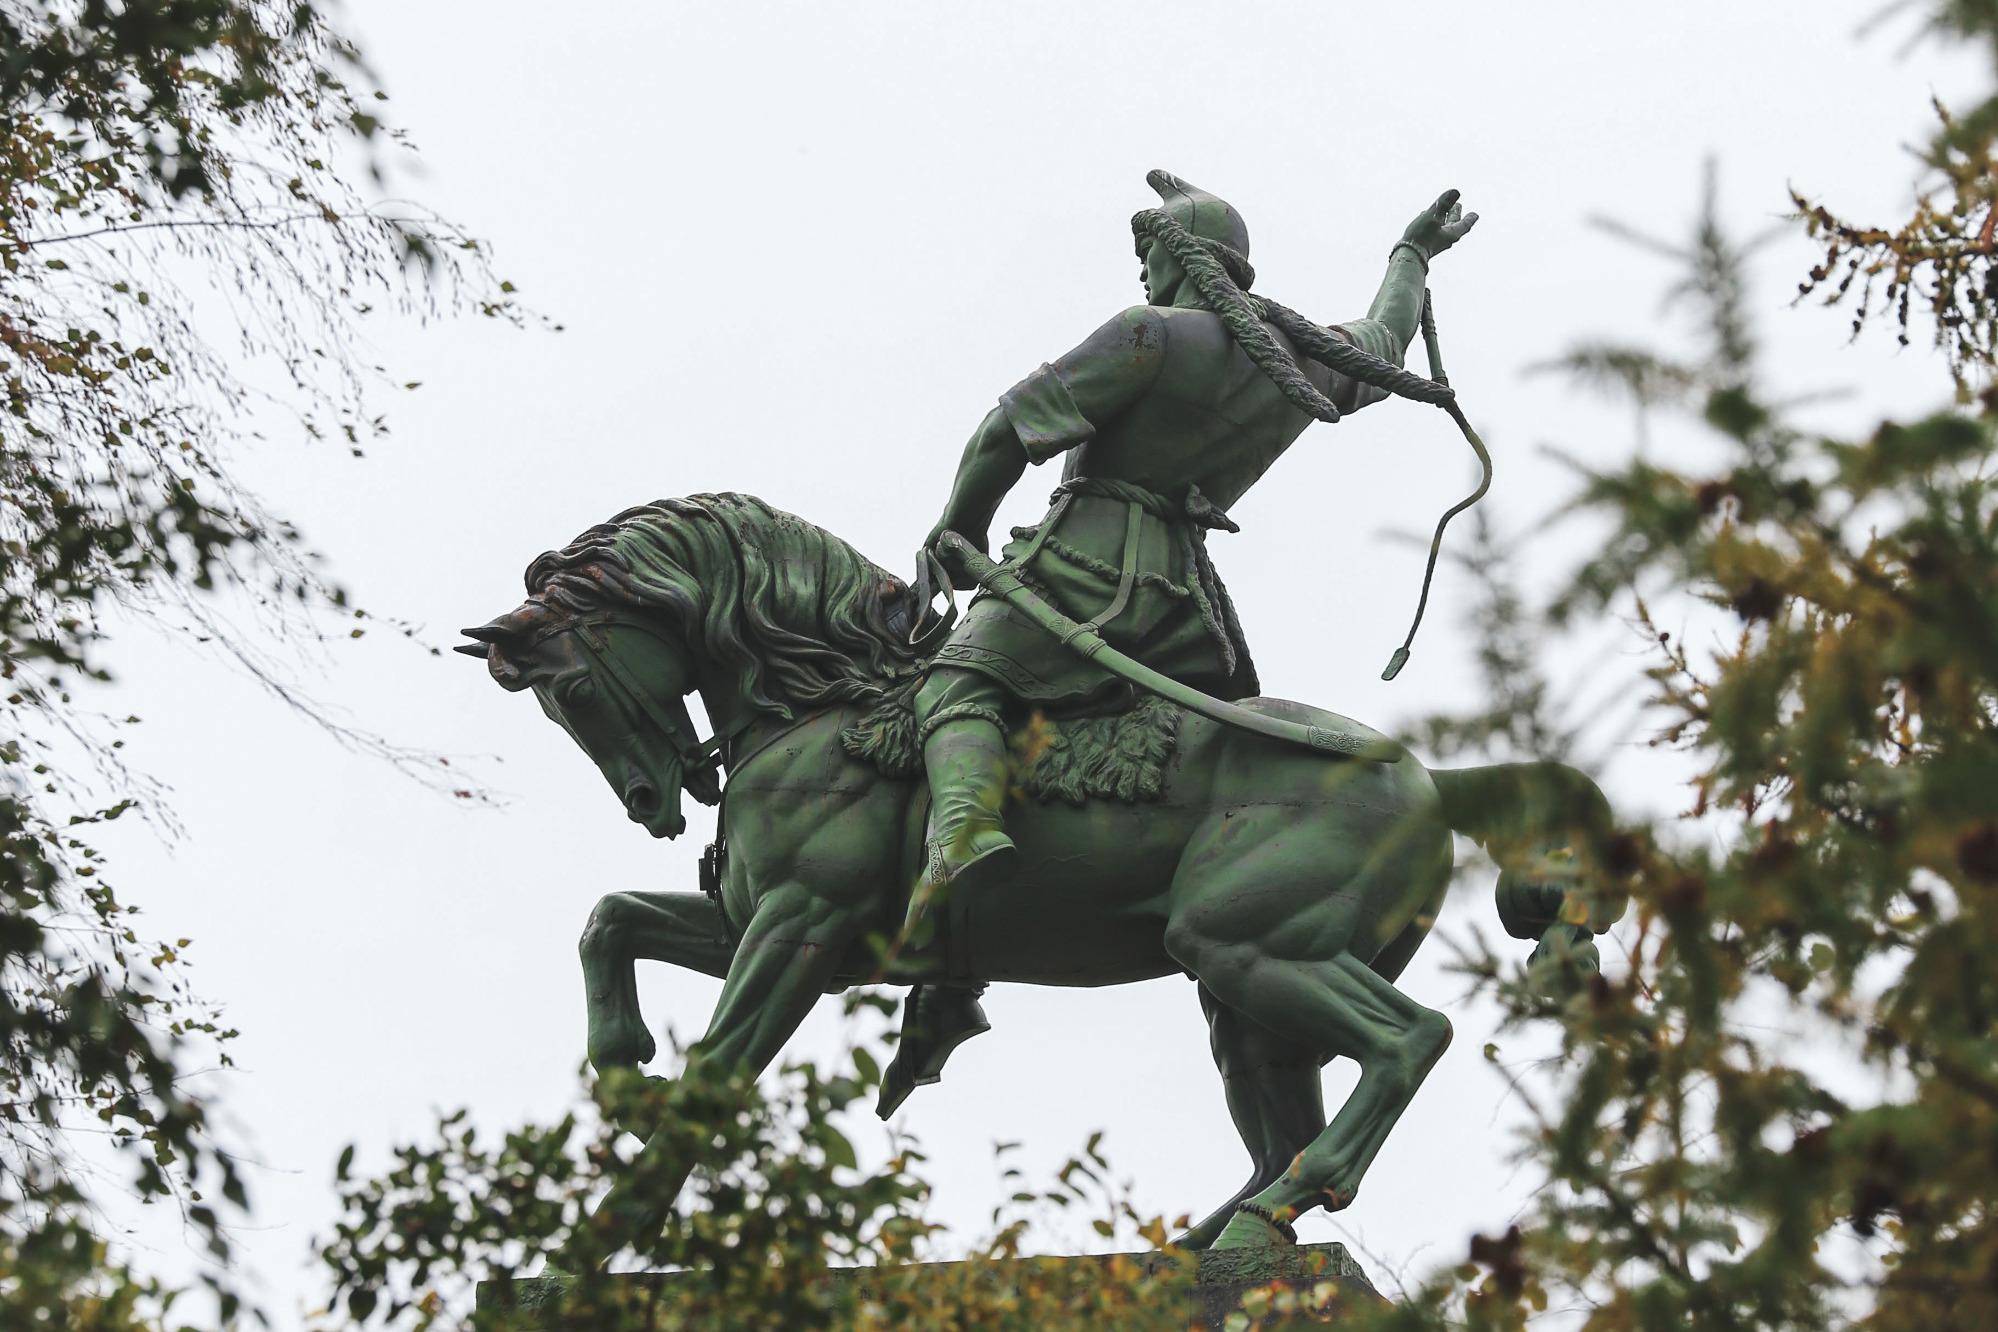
[523,493,926,722]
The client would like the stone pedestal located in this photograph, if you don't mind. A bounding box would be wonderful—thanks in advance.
[1182,1243,1384,1326]
[477,1242,1383,1329]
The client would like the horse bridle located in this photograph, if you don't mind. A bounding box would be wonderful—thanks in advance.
[565,616,746,807]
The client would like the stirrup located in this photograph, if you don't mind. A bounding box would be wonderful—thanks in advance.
[876,990,993,1119]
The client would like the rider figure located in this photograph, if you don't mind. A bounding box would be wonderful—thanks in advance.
[881,171,1478,1115]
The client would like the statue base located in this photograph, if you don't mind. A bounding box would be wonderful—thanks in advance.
[477,1243,1383,1329]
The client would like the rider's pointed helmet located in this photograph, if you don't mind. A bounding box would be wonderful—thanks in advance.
[1144,168,1254,287]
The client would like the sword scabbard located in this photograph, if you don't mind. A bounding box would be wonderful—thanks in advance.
[935,532,1400,764]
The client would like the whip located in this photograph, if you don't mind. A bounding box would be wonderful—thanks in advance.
[1377,287,1493,681]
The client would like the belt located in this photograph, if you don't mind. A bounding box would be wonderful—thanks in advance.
[1006,477,1244,673]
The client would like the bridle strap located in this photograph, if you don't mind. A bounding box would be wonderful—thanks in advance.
[570,619,750,796]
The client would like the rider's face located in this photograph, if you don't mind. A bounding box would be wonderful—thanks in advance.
[1140,239,1184,306]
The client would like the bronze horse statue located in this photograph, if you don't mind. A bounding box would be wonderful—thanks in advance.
[459,492,1622,1252]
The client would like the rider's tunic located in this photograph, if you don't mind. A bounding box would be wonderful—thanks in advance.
[932,306,1403,713]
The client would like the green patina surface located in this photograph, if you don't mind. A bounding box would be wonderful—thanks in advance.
[458,172,1624,1270]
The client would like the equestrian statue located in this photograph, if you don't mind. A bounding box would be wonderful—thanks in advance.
[458,171,1626,1254]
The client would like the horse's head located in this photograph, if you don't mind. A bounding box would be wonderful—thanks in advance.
[457,599,718,839]
[462,493,927,840]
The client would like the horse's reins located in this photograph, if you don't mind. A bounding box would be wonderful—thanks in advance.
[569,617,745,806]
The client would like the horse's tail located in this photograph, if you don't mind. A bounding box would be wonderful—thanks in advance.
[1429,761,1626,972]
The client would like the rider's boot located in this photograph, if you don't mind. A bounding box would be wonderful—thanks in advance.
[876,981,992,1118]
[903,716,1016,946]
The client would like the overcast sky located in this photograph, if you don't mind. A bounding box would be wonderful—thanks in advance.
[87,2,1983,1321]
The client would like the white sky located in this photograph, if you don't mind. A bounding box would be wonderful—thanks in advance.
[85,1,1982,1322]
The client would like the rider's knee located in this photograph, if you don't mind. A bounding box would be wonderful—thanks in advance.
[914,667,1000,725]
[914,672,952,721]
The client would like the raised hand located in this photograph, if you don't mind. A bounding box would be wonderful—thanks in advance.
[1401,189,1479,262]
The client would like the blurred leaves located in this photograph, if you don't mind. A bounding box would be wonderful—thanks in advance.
[1,1,520,1326]
[317,1049,1213,1332]
[1794,3,1998,394]
[1373,23,1998,1329]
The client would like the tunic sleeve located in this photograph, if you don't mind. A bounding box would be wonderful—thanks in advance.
[1327,317,1406,414]
[998,362,1097,465]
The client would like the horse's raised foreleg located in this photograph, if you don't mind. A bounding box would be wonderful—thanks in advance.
[1179,985,1326,1251]
[579,890,735,1073]
[591,885,868,1252]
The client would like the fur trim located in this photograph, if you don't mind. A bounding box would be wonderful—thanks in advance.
[1015,695,1182,805]
[839,676,923,778]
[842,683,1183,804]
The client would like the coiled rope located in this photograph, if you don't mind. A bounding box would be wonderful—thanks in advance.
[1130,207,1494,681]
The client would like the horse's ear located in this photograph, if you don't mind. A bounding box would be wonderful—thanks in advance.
[458,605,551,691]
[454,638,532,690]
[461,612,527,644]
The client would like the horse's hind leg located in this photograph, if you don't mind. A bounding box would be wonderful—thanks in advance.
[1179,985,1326,1251]
[579,890,734,1072]
[1185,948,1451,1246]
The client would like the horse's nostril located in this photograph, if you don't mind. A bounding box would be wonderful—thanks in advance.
[626,780,660,816]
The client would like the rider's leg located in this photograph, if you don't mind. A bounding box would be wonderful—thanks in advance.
[1178,984,1326,1250]
[908,667,1017,929]
[876,668,1014,1116]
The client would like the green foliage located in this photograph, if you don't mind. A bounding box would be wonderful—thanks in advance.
[0,2,517,1324]
[1512,231,1994,1327]
[1348,83,1998,1332]
[318,1032,1209,1331]
[1793,2,1998,393]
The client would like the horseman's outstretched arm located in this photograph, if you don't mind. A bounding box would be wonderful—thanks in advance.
[1334,188,1481,413]
[1364,246,1429,355]
[927,307,1168,576]
[1327,248,1427,415]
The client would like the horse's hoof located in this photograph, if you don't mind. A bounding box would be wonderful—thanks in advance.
[1172,1219,1222,1252]
[1212,1206,1297,1250]
[592,1071,672,1141]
